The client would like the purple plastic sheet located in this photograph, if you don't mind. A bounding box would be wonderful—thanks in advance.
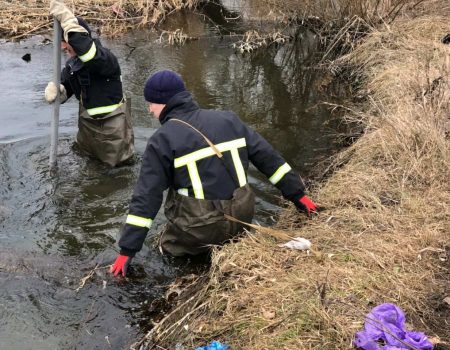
[354,303,433,350]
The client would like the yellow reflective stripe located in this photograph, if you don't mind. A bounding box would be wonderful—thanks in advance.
[126,214,152,228]
[79,42,97,62]
[187,162,204,199]
[177,188,189,196]
[87,102,123,116]
[174,138,246,168]
[269,163,292,185]
[230,148,246,186]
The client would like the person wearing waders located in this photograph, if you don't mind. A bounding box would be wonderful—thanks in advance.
[44,0,134,167]
[110,70,319,276]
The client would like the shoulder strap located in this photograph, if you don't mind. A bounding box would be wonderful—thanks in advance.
[170,118,239,187]
[170,118,223,158]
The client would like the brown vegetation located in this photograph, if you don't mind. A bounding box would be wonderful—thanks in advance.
[246,0,449,23]
[133,7,450,350]
[0,0,198,40]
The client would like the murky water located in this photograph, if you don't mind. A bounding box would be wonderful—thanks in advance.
[0,11,347,350]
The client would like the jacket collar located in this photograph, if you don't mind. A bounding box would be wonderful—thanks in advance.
[159,91,199,124]
[66,39,102,73]
[66,57,83,73]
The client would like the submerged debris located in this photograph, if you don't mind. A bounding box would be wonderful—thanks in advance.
[232,30,290,53]
[158,29,197,45]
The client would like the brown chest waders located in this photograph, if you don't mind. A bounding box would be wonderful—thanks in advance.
[160,184,255,256]
[77,98,135,167]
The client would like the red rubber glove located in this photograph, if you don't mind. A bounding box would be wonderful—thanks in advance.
[110,254,132,277]
[295,195,318,217]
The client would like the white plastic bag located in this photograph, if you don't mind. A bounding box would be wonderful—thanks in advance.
[278,237,312,250]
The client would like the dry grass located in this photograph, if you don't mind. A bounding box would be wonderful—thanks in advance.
[234,0,448,63]
[244,0,449,23]
[0,0,198,39]
[136,13,450,350]
[1,0,445,41]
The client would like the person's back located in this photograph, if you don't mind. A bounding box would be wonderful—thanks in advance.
[110,70,318,276]
[149,90,304,202]
[150,91,247,200]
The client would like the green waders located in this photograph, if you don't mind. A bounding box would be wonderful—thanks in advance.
[77,99,134,167]
[159,184,255,256]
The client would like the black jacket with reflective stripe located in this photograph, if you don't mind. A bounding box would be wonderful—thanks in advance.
[119,91,305,255]
[61,32,123,114]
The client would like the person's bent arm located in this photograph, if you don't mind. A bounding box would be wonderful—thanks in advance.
[241,118,318,216]
[112,135,172,276]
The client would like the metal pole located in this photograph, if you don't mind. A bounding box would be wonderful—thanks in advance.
[49,18,61,169]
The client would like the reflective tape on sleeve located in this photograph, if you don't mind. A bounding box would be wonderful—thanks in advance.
[79,42,97,62]
[126,214,152,228]
[269,163,292,185]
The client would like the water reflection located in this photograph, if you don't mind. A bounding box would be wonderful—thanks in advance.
[117,26,344,172]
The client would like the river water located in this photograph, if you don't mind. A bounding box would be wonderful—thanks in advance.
[0,11,347,350]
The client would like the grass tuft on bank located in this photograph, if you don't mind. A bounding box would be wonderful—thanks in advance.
[137,13,450,350]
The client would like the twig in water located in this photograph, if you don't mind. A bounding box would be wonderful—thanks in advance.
[75,264,109,292]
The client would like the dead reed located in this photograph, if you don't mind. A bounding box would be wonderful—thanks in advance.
[237,0,450,59]
[0,0,198,39]
[245,0,448,24]
[136,11,450,350]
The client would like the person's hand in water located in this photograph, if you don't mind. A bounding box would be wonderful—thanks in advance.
[110,255,132,277]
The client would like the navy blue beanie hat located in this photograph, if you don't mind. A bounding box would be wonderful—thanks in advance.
[144,70,186,104]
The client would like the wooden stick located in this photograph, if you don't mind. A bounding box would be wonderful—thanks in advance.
[224,214,294,240]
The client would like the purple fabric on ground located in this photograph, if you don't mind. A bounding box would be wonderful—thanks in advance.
[354,303,433,350]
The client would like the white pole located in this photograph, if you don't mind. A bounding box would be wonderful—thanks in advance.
[50,18,61,170]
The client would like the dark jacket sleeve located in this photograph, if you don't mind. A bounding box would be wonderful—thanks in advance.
[118,132,173,256]
[241,118,305,201]
[61,67,73,100]
[67,32,120,77]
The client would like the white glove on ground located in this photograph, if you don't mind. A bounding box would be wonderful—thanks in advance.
[44,82,68,104]
[50,0,87,42]
[278,237,312,250]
